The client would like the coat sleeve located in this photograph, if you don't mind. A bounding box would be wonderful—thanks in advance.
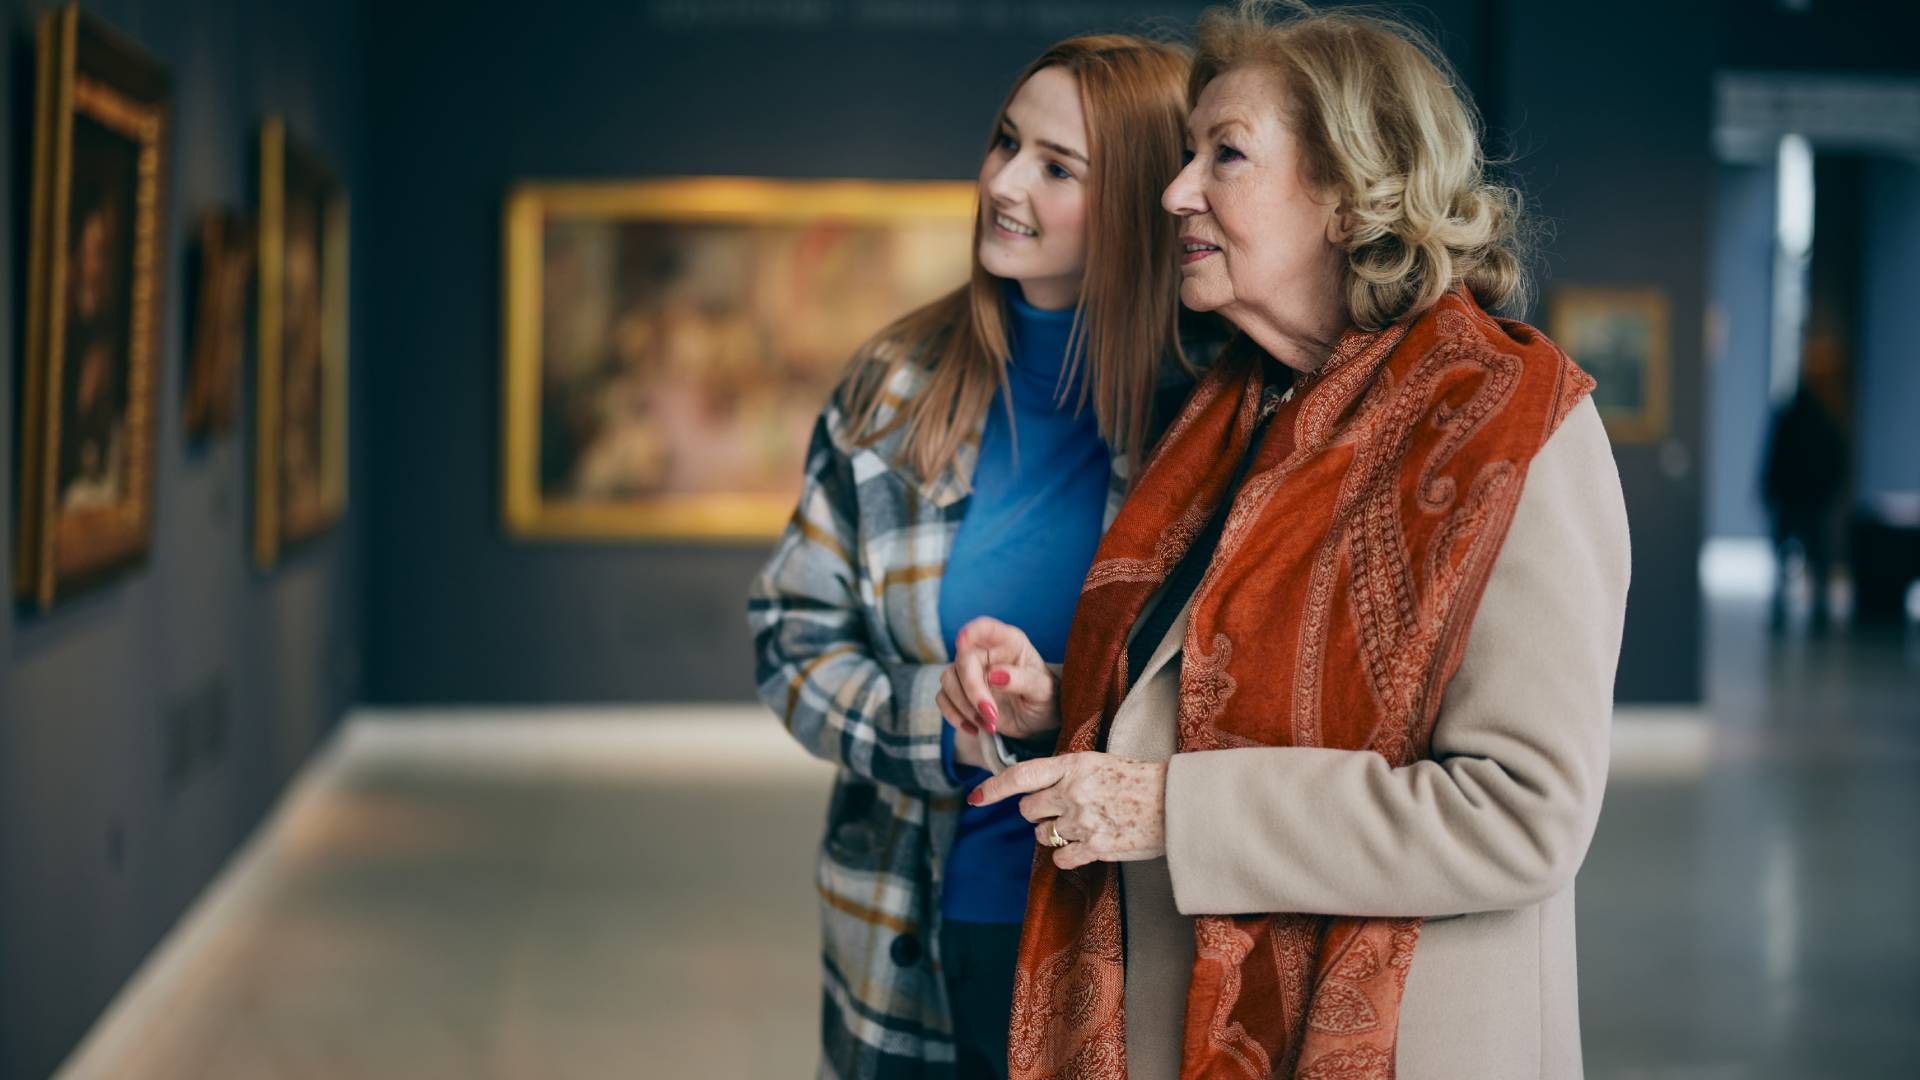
[1162,397,1630,917]
[747,411,963,796]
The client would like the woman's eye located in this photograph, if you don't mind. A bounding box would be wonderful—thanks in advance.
[1217,143,1243,163]
[995,132,1017,152]
[1046,162,1075,181]
[1181,148,1196,165]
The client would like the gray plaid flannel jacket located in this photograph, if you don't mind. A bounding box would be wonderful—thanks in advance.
[748,356,1137,1079]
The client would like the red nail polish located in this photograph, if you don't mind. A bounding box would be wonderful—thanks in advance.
[979,700,998,732]
[967,789,984,806]
[988,669,1010,687]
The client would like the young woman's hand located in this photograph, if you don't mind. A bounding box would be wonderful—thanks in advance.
[937,617,1061,742]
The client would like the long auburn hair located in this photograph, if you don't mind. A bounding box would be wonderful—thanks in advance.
[841,35,1192,486]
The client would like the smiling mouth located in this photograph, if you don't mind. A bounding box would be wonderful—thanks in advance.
[1181,241,1220,265]
[993,213,1038,238]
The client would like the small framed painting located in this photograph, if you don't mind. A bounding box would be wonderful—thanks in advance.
[1548,286,1671,444]
[184,210,253,441]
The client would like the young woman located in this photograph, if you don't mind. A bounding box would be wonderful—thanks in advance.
[748,35,1194,1080]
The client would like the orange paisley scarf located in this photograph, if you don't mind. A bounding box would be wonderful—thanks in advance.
[1009,289,1594,1079]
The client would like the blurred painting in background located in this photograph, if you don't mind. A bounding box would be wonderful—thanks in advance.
[501,178,976,540]
[14,4,168,609]
[255,117,349,568]
[1550,286,1672,444]
[184,210,254,441]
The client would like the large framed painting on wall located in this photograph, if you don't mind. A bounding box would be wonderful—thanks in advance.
[1548,286,1671,444]
[500,178,977,541]
[255,117,348,569]
[14,4,169,610]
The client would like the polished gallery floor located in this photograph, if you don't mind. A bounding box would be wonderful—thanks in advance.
[56,598,1920,1079]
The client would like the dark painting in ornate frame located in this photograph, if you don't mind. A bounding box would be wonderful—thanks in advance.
[254,117,348,568]
[15,3,169,609]
[183,210,254,441]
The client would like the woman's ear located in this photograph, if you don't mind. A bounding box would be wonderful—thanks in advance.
[1326,205,1359,245]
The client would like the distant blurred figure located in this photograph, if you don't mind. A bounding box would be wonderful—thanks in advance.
[1761,385,1847,630]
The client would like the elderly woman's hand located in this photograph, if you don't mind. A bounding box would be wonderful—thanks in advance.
[969,753,1167,870]
[938,617,1061,742]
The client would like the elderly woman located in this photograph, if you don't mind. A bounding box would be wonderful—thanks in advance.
[948,3,1630,1078]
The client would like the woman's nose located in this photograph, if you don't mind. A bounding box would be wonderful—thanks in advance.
[1162,160,1205,216]
[985,154,1035,205]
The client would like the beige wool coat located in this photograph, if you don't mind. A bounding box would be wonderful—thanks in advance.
[1106,396,1630,1079]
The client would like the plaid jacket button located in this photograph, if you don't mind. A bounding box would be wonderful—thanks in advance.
[889,932,922,967]
[829,821,875,859]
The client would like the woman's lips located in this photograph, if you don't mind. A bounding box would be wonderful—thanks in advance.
[1180,237,1220,265]
[992,212,1038,239]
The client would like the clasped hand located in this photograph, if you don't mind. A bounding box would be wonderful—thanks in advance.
[938,617,1166,869]
[936,616,1060,742]
[970,753,1168,870]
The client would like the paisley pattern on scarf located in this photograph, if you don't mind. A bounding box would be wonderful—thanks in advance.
[1008,290,1594,1079]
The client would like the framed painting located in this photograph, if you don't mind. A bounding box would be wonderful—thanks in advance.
[255,117,348,568]
[500,177,977,541]
[1548,286,1671,444]
[184,210,253,440]
[15,4,169,609]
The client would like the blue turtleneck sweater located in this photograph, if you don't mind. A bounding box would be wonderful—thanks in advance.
[937,289,1112,925]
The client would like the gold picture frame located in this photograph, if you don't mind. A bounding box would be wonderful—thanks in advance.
[501,177,977,541]
[254,117,349,568]
[15,3,168,609]
[1548,286,1671,444]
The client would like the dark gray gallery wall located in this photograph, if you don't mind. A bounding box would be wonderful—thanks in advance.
[1706,162,1776,541]
[356,0,1917,708]
[1496,1,1717,701]
[360,1,1481,704]
[1857,158,1920,500]
[0,1,367,1076]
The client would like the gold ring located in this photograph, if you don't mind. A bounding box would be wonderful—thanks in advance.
[1046,821,1070,848]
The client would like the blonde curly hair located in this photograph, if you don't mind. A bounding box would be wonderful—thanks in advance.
[1192,1,1531,330]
